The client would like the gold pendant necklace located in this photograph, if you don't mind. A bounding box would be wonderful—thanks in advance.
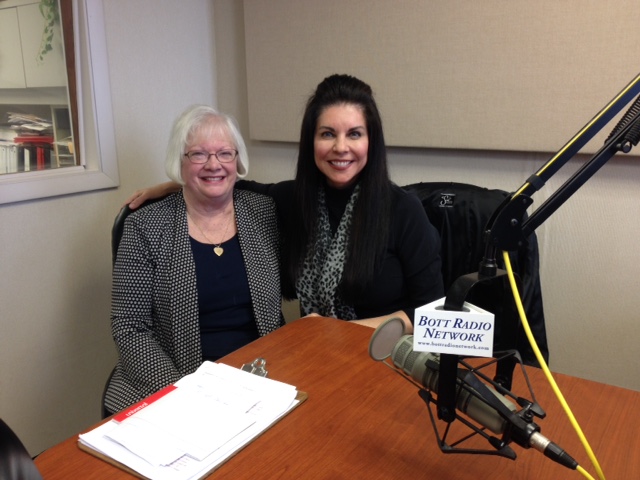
[187,209,233,256]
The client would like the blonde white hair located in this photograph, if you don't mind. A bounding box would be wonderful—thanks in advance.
[165,104,248,184]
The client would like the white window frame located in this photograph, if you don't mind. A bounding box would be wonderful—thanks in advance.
[0,0,118,205]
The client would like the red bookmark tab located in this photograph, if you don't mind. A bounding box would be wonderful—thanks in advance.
[113,384,178,423]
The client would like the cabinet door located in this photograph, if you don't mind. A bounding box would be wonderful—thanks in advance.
[17,3,67,88]
[0,8,27,88]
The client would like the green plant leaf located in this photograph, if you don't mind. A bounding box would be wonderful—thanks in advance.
[36,0,60,64]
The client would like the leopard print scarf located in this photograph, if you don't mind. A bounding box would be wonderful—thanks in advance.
[296,185,360,320]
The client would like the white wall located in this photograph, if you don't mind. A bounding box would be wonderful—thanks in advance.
[2,0,639,458]
[0,0,217,455]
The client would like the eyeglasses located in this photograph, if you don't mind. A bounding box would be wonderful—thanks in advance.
[184,149,238,164]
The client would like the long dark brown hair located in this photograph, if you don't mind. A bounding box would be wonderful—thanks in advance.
[283,74,392,302]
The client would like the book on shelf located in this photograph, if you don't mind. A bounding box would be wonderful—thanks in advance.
[0,143,18,174]
[78,361,307,480]
[4,138,54,171]
[0,143,53,173]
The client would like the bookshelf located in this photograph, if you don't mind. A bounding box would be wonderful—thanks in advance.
[51,105,75,167]
[0,103,77,174]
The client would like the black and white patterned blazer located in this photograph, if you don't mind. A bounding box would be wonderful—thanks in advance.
[104,189,283,413]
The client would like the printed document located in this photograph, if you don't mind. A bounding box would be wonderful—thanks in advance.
[79,362,300,480]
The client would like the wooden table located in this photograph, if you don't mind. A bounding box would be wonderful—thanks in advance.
[35,317,640,479]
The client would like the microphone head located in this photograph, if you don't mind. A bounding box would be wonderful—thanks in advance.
[369,317,406,361]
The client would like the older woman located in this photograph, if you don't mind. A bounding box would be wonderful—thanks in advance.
[103,105,283,415]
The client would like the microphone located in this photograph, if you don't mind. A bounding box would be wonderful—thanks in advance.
[369,318,578,469]
[391,335,516,435]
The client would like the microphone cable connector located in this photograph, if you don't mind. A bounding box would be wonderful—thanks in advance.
[529,431,578,470]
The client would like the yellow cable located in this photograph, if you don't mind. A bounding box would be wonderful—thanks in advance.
[502,251,605,480]
[577,465,597,480]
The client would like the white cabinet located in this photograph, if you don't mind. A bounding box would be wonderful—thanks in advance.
[0,8,27,88]
[0,2,67,89]
[17,2,67,88]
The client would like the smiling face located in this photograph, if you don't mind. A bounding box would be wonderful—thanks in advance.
[314,103,369,189]
[181,122,237,207]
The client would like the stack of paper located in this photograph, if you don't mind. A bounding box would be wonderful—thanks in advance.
[79,362,301,480]
[7,112,53,133]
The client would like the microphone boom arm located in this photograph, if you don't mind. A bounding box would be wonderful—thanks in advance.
[487,71,640,254]
[437,72,640,454]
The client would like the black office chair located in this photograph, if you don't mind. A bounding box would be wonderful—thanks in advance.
[102,198,164,419]
[402,181,549,368]
[0,418,43,480]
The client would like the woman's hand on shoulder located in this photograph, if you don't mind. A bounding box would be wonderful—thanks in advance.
[123,181,181,209]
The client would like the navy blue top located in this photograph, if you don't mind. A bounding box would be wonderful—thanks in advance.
[189,234,259,361]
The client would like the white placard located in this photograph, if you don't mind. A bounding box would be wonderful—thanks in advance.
[413,297,495,357]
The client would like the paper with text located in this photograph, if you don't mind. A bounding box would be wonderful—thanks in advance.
[79,362,299,480]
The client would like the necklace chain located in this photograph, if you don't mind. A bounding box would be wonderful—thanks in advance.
[187,209,233,256]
